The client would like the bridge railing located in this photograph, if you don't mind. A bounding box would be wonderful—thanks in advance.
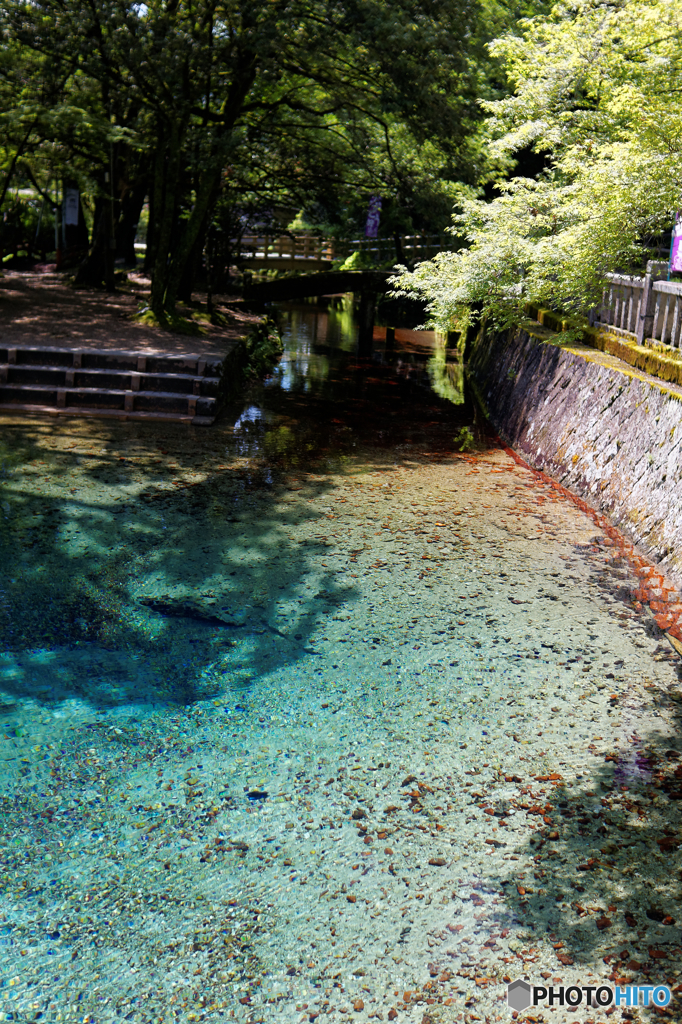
[234,233,454,265]
[590,262,682,350]
[235,234,335,262]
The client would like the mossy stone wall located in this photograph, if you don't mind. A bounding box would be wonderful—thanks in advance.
[470,325,682,589]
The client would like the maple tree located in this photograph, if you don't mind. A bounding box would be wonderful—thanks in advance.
[392,0,682,329]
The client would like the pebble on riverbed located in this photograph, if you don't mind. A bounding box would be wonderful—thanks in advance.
[2,347,681,1021]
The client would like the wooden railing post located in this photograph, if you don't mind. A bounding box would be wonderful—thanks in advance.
[636,270,654,345]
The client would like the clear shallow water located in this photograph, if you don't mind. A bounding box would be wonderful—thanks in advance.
[0,305,681,1022]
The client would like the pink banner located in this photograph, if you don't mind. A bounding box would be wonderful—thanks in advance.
[671,211,682,274]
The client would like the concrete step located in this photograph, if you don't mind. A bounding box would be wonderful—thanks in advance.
[1,364,220,396]
[0,383,217,417]
[0,344,230,425]
[0,402,214,425]
[0,346,223,377]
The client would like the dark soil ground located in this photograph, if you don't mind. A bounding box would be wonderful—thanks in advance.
[0,267,261,356]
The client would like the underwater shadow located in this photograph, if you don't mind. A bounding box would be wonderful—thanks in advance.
[0,316,477,712]
[0,417,356,709]
[497,708,682,989]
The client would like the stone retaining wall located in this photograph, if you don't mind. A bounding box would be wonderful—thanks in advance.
[469,325,682,594]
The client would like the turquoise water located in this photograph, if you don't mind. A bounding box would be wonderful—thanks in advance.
[1,306,681,1022]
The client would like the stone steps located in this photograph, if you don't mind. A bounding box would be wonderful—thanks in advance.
[0,345,226,425]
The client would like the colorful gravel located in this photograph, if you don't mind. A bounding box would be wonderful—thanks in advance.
[0,305,680,1022]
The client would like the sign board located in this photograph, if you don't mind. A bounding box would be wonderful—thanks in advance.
[64,188,79,227]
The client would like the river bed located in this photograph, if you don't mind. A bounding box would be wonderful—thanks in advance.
[0,304,680,1022]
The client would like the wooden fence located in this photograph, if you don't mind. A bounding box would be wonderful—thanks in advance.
[590,261,682,350]
[234,233,453,266]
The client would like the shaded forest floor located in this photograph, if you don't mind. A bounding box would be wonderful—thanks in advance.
[0,268,260,356]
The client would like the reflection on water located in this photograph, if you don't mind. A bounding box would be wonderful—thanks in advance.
[272,302,358,393]
[428,348,465,406]
[0,305,680,1021]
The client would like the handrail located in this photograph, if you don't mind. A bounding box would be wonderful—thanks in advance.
[652,279,682,295]
[233,232,454,264]
[592,267,682,351]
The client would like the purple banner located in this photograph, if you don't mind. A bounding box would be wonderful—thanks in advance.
[670,211,682,274]
[364,195,382,239]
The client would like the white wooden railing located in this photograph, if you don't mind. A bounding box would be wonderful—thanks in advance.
[234,233,453,265]
[590,261,682,349]
[235,234,335,262]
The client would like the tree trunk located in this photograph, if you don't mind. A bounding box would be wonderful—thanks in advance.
[162,166,221,310]
[176,232,202,305]
[150,121,184,317]
[176,178,221,304]
[73,195,108,288]
[116,181,147,266]
[0,126,33,211]
[78,168,115,291]
[144,183,155,276]
[206,226,214,316]
[104,203,115,292]
[156,67,257,313]
[148,67,254,317]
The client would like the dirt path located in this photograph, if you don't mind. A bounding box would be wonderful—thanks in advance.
[0,268,260,356]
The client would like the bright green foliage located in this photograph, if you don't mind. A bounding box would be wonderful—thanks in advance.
[392,0,682,329]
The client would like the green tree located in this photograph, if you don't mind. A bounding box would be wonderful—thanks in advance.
[392,0,682,330]
[0,17,142,276]
[6,0,488,318]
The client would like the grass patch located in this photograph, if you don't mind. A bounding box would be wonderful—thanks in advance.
[134,306,206,336]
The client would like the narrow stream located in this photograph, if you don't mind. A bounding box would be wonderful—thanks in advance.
[0,304,680,1022]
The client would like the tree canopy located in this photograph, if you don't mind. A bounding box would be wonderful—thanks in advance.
[1,0,508,316]
[392,0,682,331]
